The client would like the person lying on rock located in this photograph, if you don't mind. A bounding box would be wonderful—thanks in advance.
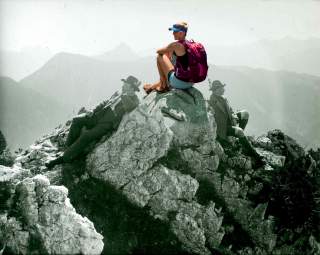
[143,21,208,94]
[46,76,141,169]
[208,80,265,168]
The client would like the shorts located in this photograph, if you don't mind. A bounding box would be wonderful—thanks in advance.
[168,70,194,89]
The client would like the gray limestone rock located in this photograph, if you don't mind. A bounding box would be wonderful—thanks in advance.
[197,202,225,249]
[122,165,198,212]
[256,148,286,168]
[87,106,174,189]
[14,127,66,177]
[6,80,314,254]
[226,155,252,170]
[86,88,223,254]
[207,171,277,251]
[2,174,104,255]
[146,89,217,148]
[2,217,29,255]
[255,136,273,150]
[170,212,209,255]
[0,165,30,184]
[143,88,219,176]
[0,165,30,212]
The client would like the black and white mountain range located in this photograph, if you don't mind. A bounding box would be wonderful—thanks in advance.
[1,37,319,150]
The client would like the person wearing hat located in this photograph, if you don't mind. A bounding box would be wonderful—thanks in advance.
[46,76,140,168]
[121,76,141,93]
[143,21,194,94]
[208,79,265,168]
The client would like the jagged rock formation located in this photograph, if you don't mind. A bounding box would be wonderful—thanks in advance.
[0,131,6,155]
[86,88,223,254]
[0,131,14,167]
[0,166,103,254]
[0,79,320,255]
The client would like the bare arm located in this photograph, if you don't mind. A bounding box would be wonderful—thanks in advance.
[156,42,176,56]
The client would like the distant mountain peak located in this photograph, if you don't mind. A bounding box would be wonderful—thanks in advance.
[51,51,85,60]
[113,42,134,50]
[41,51,98,69]
[93,42,140,62]
[0,76,18,84]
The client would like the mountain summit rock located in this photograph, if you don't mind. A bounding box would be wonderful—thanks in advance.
[0,77,319,254]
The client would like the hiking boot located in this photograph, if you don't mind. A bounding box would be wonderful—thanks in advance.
[45,156,64,169]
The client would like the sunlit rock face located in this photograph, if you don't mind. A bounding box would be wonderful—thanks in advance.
[87,88,222,254]
[1,77,320,255]
[0,169,103,255]
[87,88,219,183]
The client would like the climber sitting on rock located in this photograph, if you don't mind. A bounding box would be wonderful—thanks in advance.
[144,21,208,94]
[208,80,265,168]
[46,76,141,169]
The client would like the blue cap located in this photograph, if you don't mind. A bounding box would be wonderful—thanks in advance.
[168,24,187,33]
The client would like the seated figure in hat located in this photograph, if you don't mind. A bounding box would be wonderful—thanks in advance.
[208,79,265,168]
[46,76,141,168]
[143,21,194,94]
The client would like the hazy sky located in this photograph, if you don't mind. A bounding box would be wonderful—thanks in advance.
[1,0,319,55]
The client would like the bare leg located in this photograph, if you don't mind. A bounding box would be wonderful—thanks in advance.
[157,54,174,90]
[144,54,174,93]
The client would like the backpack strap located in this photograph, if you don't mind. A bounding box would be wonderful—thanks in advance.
[178,39,190,55]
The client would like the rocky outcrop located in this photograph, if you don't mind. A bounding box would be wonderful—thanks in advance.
[87,88,223,254]
[0,131,14,167]
[1,77,319,255]
[0,167,103,254]
[221,131,320,255]
[0,131,6,155]
[200,140,278,252]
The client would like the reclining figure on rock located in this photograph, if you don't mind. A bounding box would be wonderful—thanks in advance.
[46,76,141,168]
[207,79,265,168]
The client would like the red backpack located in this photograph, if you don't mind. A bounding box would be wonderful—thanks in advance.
[175,39,208,83]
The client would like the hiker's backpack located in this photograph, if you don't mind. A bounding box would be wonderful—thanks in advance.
[175,39,208,83]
